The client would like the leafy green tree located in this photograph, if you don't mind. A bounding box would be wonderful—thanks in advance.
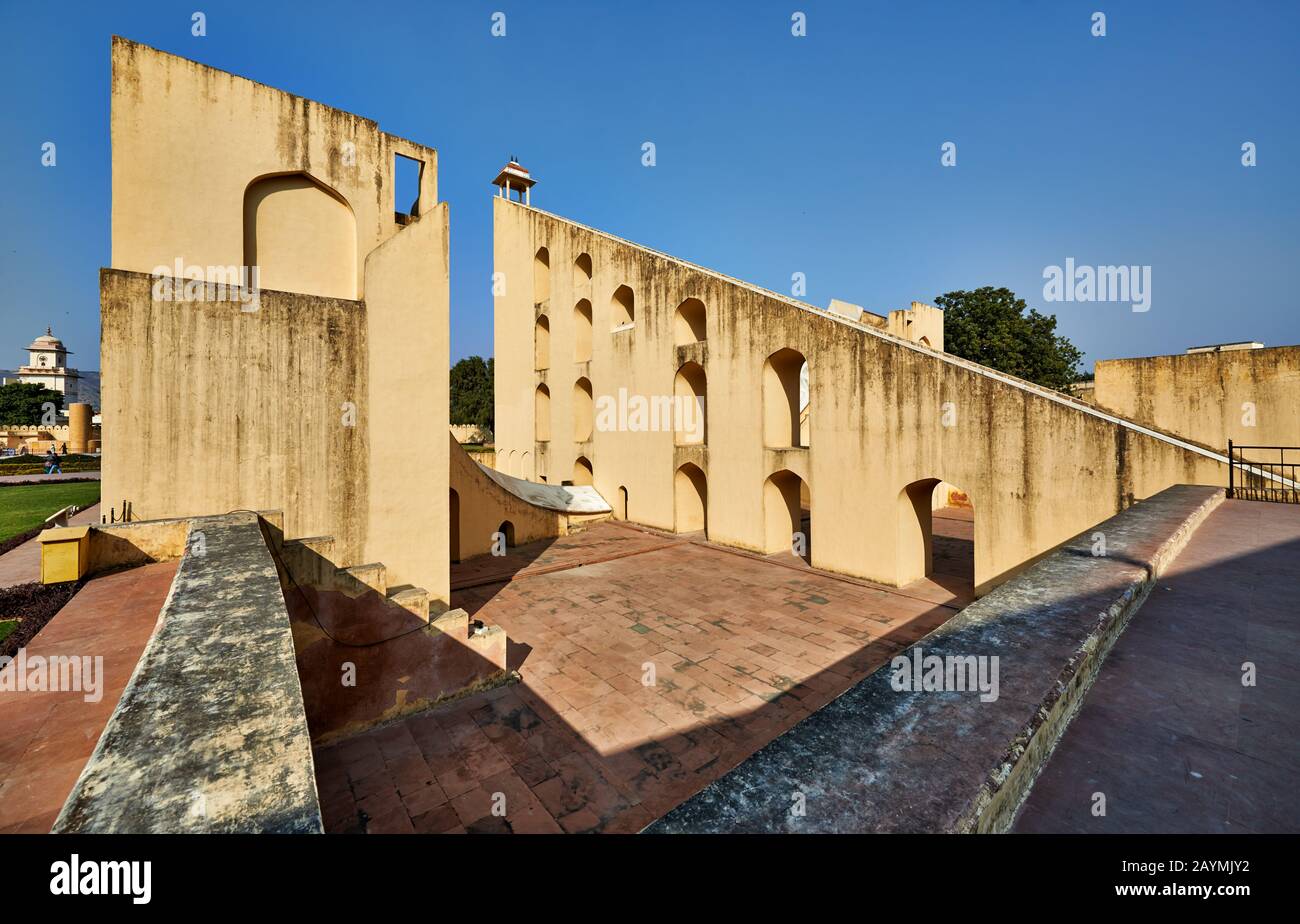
[450,356,494,434]
[0,382,64,425]
[935,287,1084,391]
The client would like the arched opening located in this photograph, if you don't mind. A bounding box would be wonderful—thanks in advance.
[617,486,629,520]
[449,488,461,563]
[898,478,975,604]
[573,299,593,362]
[533,247,550,304]
[534,385,551,442]
[534,315,550,370]
[763,348,807,448]
[497,520,516,549]
[611,284,635,329]
[520,450,532,480]
[673,362,707,445]
[573,377,594,442]
[674,297,707,345]
[507,449,518,476]
[243,173,357,299]
[574,252,592,285]
[573,456,594,485]
[674,463,708,535]
[764,469,810,563]
[919,336,932,348]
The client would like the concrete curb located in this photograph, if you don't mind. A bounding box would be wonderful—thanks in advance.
[645,485,1226,834]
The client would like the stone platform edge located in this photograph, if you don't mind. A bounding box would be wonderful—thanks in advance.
[52,512,322,833]
[645,484,1226,834]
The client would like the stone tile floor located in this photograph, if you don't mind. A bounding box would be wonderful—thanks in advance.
[1014,499,1300,833]
[0,559,177,833]
[315,518,971,833]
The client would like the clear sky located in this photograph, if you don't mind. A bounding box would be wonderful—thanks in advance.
[1,0,1296,372]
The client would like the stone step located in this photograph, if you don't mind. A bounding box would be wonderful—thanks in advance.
[338,562,386,596]
[279,535,338,589]
[386,584,429,622]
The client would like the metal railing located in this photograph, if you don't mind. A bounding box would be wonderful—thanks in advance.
[1227,441,1300,504]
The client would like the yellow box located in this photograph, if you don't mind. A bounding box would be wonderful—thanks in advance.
[38,526,91,584]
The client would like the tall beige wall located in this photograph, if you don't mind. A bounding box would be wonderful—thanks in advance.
[362,206,450,602]
[494,200,1227,595]
[110,36,436,298]
[1094,346,1300,451]
[101,270,369,558]
[102,38,450,605]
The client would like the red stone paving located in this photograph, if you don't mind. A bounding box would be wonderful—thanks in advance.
[315,520,970,833]
[1014,499,1300,833]
[0,559,177,833]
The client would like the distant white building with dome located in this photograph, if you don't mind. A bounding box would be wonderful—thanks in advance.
[6,326,81,410]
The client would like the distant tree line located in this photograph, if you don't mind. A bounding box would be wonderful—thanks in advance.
[0,382,64,425]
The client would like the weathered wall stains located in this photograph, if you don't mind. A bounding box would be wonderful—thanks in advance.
[104,38,451,604]
[495,200,1228,595]
[109,37,437,301]
[101,269,370,565]
[1095,346,1300,451]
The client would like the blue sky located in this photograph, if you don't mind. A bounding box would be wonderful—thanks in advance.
[1,0,1296,371]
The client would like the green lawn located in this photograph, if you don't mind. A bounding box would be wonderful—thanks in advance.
[0,482,102,542]
[0,620,16,643]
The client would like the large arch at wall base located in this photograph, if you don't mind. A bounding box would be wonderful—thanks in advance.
[763,469,808,561]
[674,463,707,535]
[897,477,975,598]
[243,173,357,299]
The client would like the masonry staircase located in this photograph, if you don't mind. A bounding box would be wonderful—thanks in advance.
[268,528,506,667]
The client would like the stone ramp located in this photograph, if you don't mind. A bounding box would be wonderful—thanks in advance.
[1014,498,1300,833]
[53,512,322,833]
[646,485,1225,833]
[474,454,610,514]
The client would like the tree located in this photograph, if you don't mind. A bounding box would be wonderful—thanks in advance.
[450,356,494,434]
[935,287,1084,391]
[0,382,64,425]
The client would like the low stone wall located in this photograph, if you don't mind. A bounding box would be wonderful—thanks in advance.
[53,511,322,833]
[646,484,1224,833]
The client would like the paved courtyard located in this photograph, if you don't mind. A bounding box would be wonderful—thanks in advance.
[314,518,972,833]
[0,559,177,833]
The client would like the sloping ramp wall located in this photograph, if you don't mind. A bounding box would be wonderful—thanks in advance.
[53,512,321,833]
[495,200,1242,594]
[450,434,609,561]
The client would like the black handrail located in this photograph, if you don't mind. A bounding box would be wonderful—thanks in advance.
[1227,440,1300,504]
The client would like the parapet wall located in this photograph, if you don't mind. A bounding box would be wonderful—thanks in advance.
[647,484,1224,833]
[495,200,1227,594]
[53,512,321,833]
[1094,345,1300,451]
[100,269,370,565]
